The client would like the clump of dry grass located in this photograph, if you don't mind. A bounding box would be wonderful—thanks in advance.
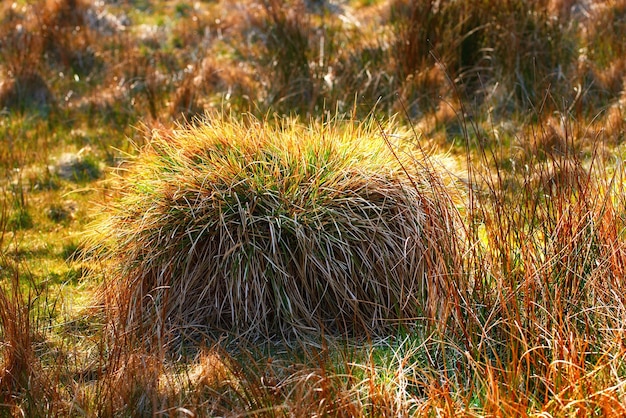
[246,0,342,115]
[0,282,37,408]
[0,263,59,416]
[91,114,464,343]
[0,0,95,73]
[0,0,96,115]
[169,57,223,120]
[387,0,580,115]
[0,71,55,113]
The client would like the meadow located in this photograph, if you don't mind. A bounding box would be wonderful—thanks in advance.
[1,0,626,415]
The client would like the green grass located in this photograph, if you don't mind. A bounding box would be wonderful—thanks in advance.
[0,0,626,415]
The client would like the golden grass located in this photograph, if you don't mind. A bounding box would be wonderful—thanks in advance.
[90,114,465,343]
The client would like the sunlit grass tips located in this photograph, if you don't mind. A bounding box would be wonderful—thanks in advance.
[90,114,465,344]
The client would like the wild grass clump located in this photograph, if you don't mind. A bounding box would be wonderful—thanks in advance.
[246,0,344,115]
[0,71,55,113]
[0,0,95,76]
[389,0,579,114]
[0,264,59,416]
[92,114,464,343]
[258,0,315,112]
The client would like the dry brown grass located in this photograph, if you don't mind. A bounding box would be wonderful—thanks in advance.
[0,267,60,416]
[90,114,465,344]
[0,71,55,112]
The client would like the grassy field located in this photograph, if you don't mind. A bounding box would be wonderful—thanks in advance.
[1,0,626,415]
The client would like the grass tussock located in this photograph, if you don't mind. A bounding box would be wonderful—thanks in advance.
[92,114,464,342]
[1,0,626,415]
[0,71,55,113]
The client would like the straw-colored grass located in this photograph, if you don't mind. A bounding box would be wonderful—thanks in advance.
[92,114,464,342]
